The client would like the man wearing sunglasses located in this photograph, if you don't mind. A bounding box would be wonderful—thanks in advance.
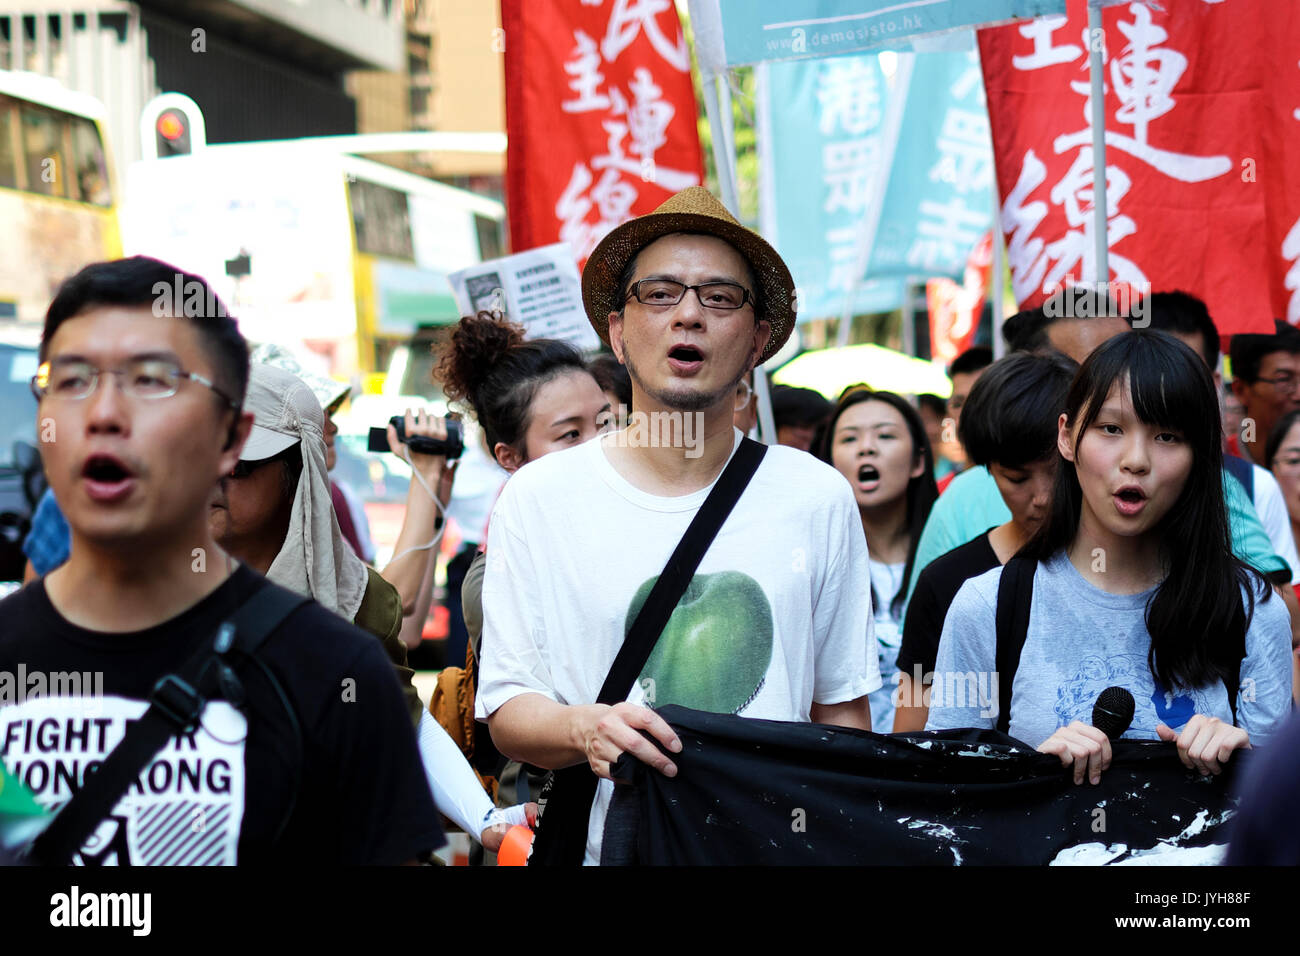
[0,256,442,865]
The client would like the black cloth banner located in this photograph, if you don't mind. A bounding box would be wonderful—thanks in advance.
[601,706,1246,865]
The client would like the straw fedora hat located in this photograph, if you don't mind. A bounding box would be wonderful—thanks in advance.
[581,186,797,365]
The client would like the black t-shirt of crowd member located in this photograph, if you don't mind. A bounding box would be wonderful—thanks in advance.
[898,530,1000,681]
[0,566,444,866]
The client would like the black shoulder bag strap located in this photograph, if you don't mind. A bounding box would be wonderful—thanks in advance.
[994,555,1035,736]
[530,437,768,866]
[27,581,310,866]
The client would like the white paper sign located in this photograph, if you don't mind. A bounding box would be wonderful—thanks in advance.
[448,243,601,351]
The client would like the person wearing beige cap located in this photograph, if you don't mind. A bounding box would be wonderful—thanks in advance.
[476,187,878,864]
[209,362,384,634]
[250,341,457,639]
[211,361,528,852]
[249,342,376,564]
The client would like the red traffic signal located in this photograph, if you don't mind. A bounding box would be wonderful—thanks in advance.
[142,94,206,160]
[156,111,185,141]
[155,108,192,156]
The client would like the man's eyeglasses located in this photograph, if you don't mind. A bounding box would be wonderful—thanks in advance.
[32,357,238,408]
[1255,372,1300,396]
[624,279,752,311]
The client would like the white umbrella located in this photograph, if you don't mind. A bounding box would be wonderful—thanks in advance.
[773,343,952,400]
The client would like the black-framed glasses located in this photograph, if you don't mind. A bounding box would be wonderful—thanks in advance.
[32,357,238,408]
[624,279,752,311]
[1255,373,1300,396]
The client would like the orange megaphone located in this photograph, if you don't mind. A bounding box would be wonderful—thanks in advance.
[497,824,534,866]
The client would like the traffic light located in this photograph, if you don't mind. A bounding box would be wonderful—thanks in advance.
[155,108,191,157]
[140,93,206,160]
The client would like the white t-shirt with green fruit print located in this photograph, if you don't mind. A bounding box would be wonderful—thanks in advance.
[477,428,880,864]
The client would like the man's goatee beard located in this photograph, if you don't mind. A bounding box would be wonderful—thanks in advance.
[623,349,746,412]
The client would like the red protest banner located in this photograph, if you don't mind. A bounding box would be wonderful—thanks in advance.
[928,231,992,366]
[501,0,705,265]
[1259,2,1300,328]
[977,0,1278,337]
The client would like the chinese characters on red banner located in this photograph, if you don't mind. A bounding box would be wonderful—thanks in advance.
[503,0,705,266]
[978,0,1287,336]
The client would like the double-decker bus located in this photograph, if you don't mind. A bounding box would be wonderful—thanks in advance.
[0,70,121,325]
[121,142,505,390]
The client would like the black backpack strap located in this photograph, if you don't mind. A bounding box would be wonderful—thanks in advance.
[28,581,309,866]
[994,556,1035,736]
[531,437,768,866]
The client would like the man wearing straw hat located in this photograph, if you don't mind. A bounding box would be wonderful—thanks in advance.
[477,187,878,863]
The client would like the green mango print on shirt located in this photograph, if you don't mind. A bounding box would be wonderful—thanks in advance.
[630,571,774,714]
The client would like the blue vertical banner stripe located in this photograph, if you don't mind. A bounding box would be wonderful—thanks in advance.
[867,47,995,280]
[759,54,904,321]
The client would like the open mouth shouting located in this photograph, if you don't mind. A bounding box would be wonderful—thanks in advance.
[857,463,881,492]
[81,453,137,503]
[667,343,705,375]
[1113,484,1148,517]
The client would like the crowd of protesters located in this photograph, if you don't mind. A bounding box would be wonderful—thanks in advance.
[2,184,1298,867]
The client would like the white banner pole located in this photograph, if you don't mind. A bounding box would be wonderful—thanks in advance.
[1087,0,1109,286]
[991,192,1007,359]
[702,66,777,443]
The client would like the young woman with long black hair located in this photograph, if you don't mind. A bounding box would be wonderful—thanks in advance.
[822,387,938,733]
[894,350,1077,732]
[927,331,1293,783]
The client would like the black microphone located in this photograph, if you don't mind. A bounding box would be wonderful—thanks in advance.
[1092,687,1135,741]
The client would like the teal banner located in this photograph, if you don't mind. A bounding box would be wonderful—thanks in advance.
[758,54,904,321]
[867,48,995,280]
[717,0,1065,65]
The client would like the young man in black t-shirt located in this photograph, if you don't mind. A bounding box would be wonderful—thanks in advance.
[0,257,442,865]
[894,350,1077,732]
